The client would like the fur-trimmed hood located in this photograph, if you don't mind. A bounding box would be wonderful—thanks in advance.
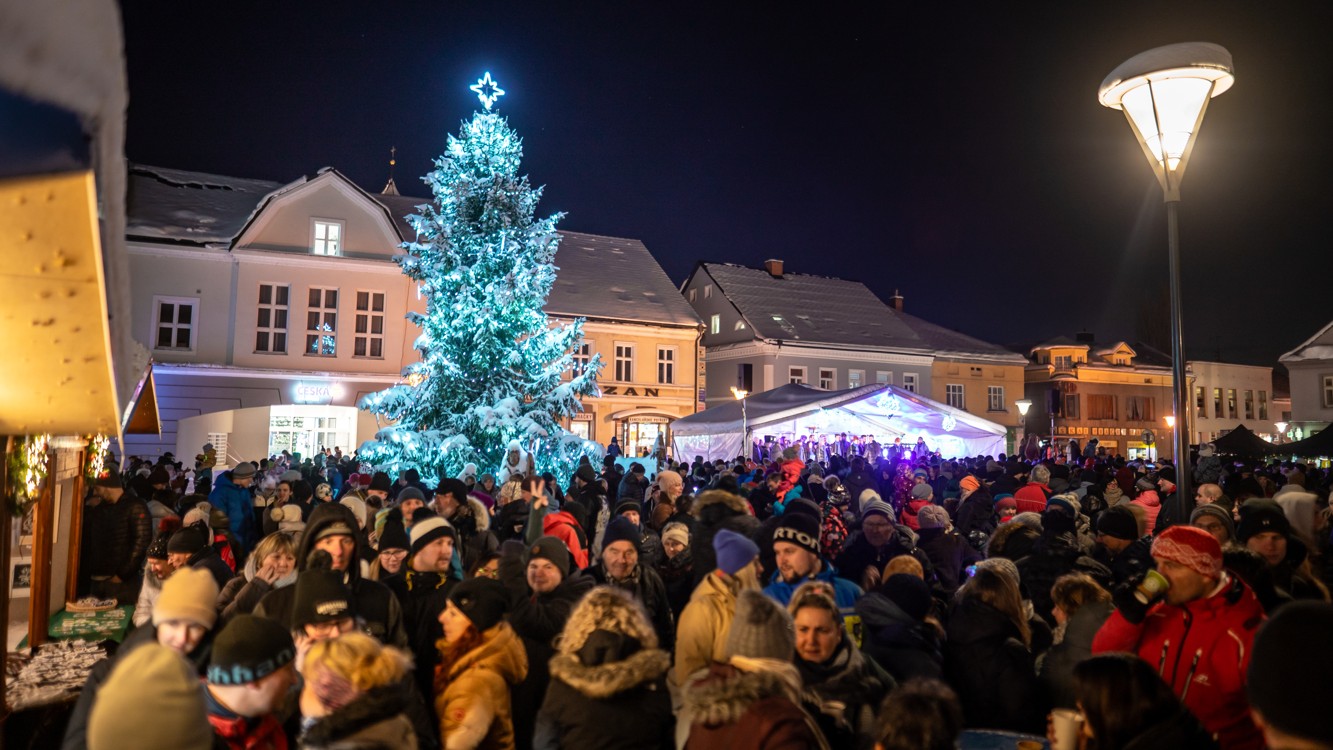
[550,647,670,699]
[682,663,791,726]
[692,490,749,519]
[298,682,417,749]
[987,519,1040,560]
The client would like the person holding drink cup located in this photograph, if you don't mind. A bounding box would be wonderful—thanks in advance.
[1092,526,1265,749]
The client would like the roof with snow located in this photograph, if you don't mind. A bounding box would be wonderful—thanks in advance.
[126,164,282,245]
[546,231,701,327]
[1279,320,1333,364]
[697,262,1022,360]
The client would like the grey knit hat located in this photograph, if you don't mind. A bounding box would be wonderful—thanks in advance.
[1190,503,1236,541]
[725,589,795,660]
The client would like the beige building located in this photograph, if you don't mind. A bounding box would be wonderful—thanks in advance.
[1188,360,1276,444]
[122,164,699,464]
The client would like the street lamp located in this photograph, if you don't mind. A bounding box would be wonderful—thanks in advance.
[731,387,749,460]
[1100,42,1234,507]
[1165,414,1177,463]
[1274,421,1288,444]
[1015,399,1032,456]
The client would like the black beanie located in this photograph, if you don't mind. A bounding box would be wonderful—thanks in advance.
[773,512,821,556]
[146,533,171,561]
[292,551,353,629]
[1247,601,1333,744]
[600,516,641,553]
[207,614,295,685]
[368,471,392,492]
[1236,499,1291,543]
[378,516,410,553]
[527,536,571,578]
[881,573,932,621]
[448,576,508,632]
[167,524,208,555]
[1097,506,1140,541]
[613,500,642,517]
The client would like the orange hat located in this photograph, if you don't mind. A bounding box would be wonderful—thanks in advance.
[960,476,982,492]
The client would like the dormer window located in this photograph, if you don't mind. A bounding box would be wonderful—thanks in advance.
[312,219,343,256]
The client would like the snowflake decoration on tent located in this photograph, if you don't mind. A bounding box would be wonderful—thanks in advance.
[876,392,901,416]
[470,71,506,110]
[942,414,958,432]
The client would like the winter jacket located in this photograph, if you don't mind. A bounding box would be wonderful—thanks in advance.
[690,491,761,587]
[132,564,165,627]
[1194,455,1223,487]
[833,527,934,590]
[674,569,752,686]
[1014,482,1052,515]
[254,504,409,650]
[1131,489,1163,532]
[944,595,1045,734]
[446,496,500,572]
[217,553,298,624]
[1121,708,1219,750]
[1092,573,1265,750]
[954,490,997,546]
[498,545,595,750]
[209,471,258,549]
[682,662,827,750]
[842,469,876,516]
[534,643,673,750]
[655,546,695,620]
[915,527,982,594]
[299,681,419,750]
[206,695,288,750]
[795,634,894,742]
[1015,531,1112,626]
[90,490,154,584]
[899,496,931,530]
[763,564,863,643]
[856,592,943,683]
[587,563,675,651]
[383,568,458,707]
[1039,599,1113,709]
[1093,535,1155,587]
[186,543,235,591]
[774,457,805,498]
[436,622,528,750]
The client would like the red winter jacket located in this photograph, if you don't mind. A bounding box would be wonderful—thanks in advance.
[1092,574,1265,750]
[207,709,288,750]
[900,497,930,531]
[542,510,590,570]
[1013,482,1051,515]
[1131,490,1162,532]
[774,458,805,499]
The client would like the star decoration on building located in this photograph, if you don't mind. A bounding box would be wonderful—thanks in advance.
[470,72,505,111]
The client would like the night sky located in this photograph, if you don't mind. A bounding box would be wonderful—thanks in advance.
[119,1,1333,368]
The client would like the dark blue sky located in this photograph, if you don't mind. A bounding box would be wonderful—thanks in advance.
[120,1,1333,366]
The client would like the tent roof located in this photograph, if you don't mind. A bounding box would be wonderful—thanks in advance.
[1273,425,1333,458]
[1211,424,1275,457]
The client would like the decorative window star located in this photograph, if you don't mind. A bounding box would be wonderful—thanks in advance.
[470,72,505,111]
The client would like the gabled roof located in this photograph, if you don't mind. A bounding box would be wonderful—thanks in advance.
[1279,320,1333,363]
[1031,336,1090,351]
[698,263,926,350]
[230,167,403,253]
[125,164,283,245]
[545,231,701,327]
[893,311,1028,363]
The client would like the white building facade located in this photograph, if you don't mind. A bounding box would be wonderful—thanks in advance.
[1187,360,1277,444]
[1278,321,1333,440]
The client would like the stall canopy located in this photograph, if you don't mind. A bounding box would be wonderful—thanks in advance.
[1210,424,1276,458]
[1272,425,1333,458]
[672,383,1007,462]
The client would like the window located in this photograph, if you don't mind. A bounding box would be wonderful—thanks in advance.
[256,283,289,353]
[614,344,634,382]
[1125,396,1155,422]
[987,385,1005,412]
[1244,390,1254,420]
[1063,394,1080,419]
[1227,389,1237,418]
[734,320,747,331]
[153,296,196,351]
[819,368,835,390]
[306,287,338,356]
[1213,387,1224,417]
[1259,390,1268,420]
[876,371,892,385]
[1195,386,1206,418]
[710,314,720,335]
[704,284,713,299]
[789,366,807,385]
[354,290,386,358]
[849,370,865,389]
[657,346,675,384]
[312,220,342,256]
[1324,376,1333,408]
[946,384,965,409]
[571,341,591,374]
[902,373,918,393]
[1054,355,1073,369]
[688,288,697,302]
[970,366,983,378]
[1088,394,1117,420]
[737,363,754,392]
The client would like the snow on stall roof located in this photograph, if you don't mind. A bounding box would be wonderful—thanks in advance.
[126,164,283,245]
[546,231,702,327]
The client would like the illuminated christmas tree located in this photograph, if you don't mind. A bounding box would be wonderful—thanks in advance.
[358,73,603,482]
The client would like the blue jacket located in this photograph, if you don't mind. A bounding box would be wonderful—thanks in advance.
[764,561,865,644]
[208,471,257,549]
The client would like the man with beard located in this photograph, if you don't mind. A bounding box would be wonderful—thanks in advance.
[763,512,863,640]
[835,498,934,591]
[383,509,459,718]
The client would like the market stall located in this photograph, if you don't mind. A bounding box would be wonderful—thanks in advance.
[671,383,1007,462]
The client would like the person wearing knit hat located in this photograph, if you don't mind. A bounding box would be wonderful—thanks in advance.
[291,553,357,636]
[435,575,527,750]
[203,615,297,748]
[1247,601,1333,748]
[396,486,427,526]
[132,533,177,628]
[445,576,509,633]
[1094,505,1155,587]
[407,509,456,561]
[1189,503,1235,546]
[152,566,220,657]
[725,588,795,660]
[993,493,1018,522]
[661,521,690,553]
[165,522,233,590]
[917,504,950,531]
[526,535,572,583]
[765,513,862,634]
[87,644,213,750]
[384,508,462,703]
[712,528,759,576]
[599,515,641,554]
[374,511,411,579]
[1236,499,1291,547]
[1094,523,1266,748]
[588,516,675,649]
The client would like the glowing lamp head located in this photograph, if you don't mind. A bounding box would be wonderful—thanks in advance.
[1099,42,1234,197]
[730,387,748,400]
[1165,415,1176,428]
[1015,399,1033,417]
[1275,421,1288,434]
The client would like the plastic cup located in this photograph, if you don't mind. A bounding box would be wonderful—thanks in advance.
[1051,708,1084,750]
[1133,569,1171,604]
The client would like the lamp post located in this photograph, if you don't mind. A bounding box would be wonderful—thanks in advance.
[1016,399,1032,456]
[1274,421,1288,445]
[1099,42,1234,509]
[1165,414,1177,463]
[731,387,749,460]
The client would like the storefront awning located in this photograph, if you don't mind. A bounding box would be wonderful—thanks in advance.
[606,408,681,421]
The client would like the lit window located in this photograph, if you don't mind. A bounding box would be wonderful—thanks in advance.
[1227,389,1237,418]
[789,366,807,385]
[354,290,386,358]
[1195,386,1206,417]
[256,283,289,353]
[946,384,965,409]
[988,385,1005,412]
[1243,390,1254,420]
[306,287,338,356]
[903,373,918,393]
[657,347,676,384]
[1213,387,1224,417]
[688,288,697,302]
[615,344,634,382]
[1259,390,1268,419]
[704,284,712,299]
[312,220,343,256]
[153,296,197,351]
[710,314,720,335]
[848,370,865,389]
[819,369,835,390]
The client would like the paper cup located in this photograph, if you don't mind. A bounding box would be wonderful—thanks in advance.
[1051,708,1084,750]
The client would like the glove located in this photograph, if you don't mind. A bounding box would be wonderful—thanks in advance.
[1111,573,1152,625]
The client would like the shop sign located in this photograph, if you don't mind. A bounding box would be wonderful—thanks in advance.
[628,415,669,424]
[295,381,337,404]
[601,386,661,397]
[572,413,593,421]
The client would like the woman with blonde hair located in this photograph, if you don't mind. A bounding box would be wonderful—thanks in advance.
[298,631,418,749]
[217,531,298,622]
[944,567,1045,733]
[435,577,527,749]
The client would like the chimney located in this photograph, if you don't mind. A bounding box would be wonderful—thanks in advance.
[889,289,904,311]
[1075,330,1095,344]
[764,259,784,278]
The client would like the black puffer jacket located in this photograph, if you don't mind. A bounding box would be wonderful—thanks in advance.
[91,490,153,583]
[383,568,458,708]
[944,595,1045,734]
[833,527,934,589]
[855,591,943,683]
[954,490,997,544]
[1015,531,1112,626]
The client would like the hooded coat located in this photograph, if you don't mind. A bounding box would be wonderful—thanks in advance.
[1131,489,1163,532]
[216,550,299,624]
[298,683,419,750]
[855,591,944,683]
[690,491,761,587]
[208,470,258,549]
[944,595,1045,734]
[254,503,409,649]
[436,622,529,750]
[681,663,826,750]
[673,568,758,686]
[446,495,500,572]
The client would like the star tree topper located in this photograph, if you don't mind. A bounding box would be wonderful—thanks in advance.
[470,71,506,110]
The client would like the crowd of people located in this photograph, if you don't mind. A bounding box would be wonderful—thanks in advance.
[61,440,1333,749]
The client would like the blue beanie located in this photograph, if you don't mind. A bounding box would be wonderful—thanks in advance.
[713,529,759,575]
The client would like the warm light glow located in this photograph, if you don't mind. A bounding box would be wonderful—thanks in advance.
[730,387,748,400]
[1120,76,1213,172]
[1164,415,1176,428]
[1015,399,1032,417]
[1275,421,1288,434]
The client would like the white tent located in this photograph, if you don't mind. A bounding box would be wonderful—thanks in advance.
[671,383,1007,462]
